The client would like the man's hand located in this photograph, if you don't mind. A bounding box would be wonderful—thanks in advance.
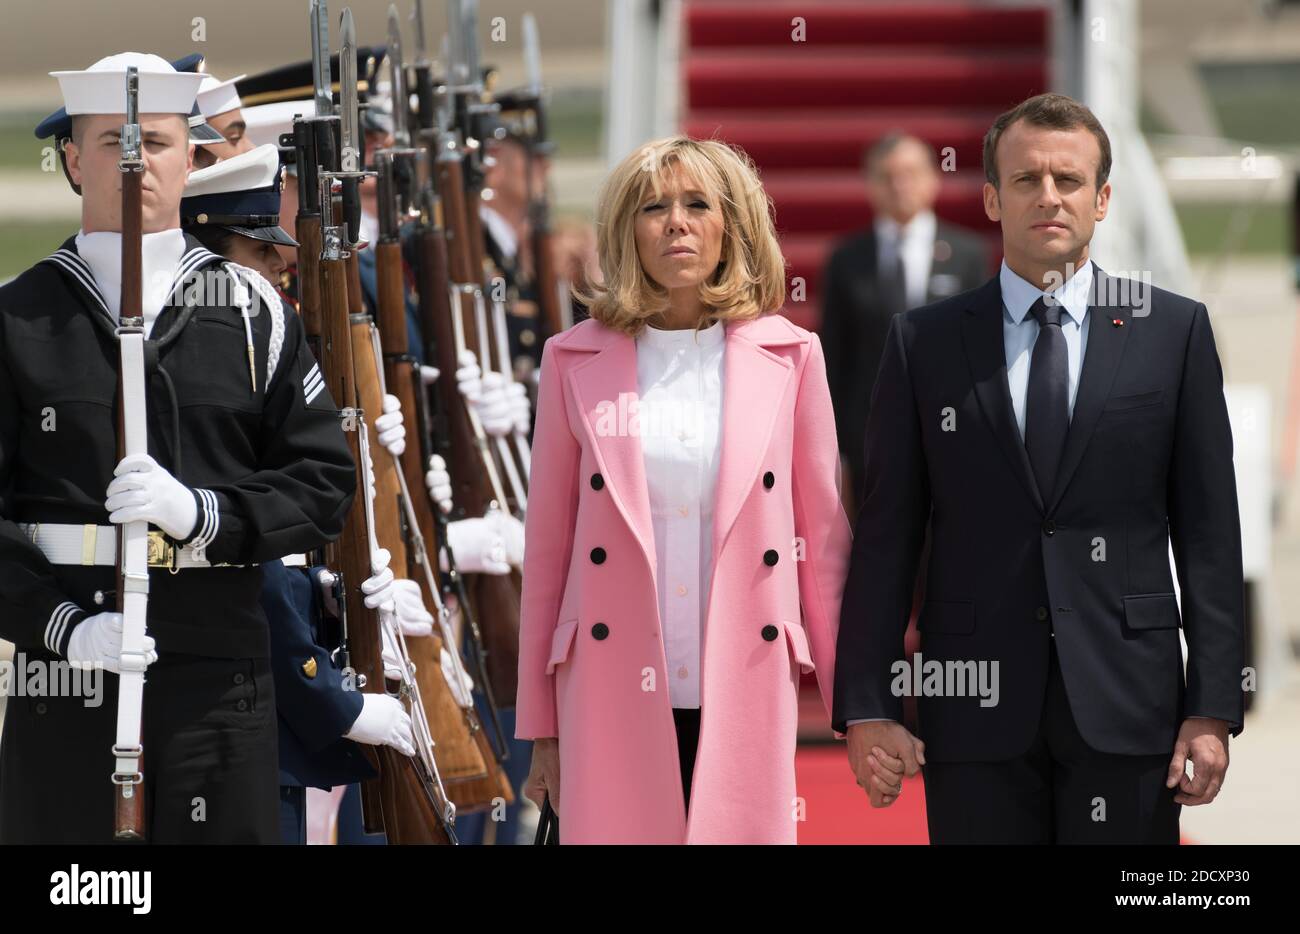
[1167,717,1230,806]
[105,453,198,540]
[66,612,158,673]
[846,720,926,808]
[524,737,561,815]
[374,393,406,457]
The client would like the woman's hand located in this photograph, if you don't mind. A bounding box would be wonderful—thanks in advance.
[524,737,561,815]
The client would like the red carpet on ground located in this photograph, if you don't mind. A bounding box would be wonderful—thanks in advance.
[795,744,929,844]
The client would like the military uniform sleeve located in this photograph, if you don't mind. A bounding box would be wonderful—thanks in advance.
[262,559,364,750]
[182,304,357,566]
[0,317,87,655]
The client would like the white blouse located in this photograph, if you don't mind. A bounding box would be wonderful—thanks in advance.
[635,318,725,709]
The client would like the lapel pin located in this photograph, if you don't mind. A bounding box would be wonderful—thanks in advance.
[1112,317,1124,327]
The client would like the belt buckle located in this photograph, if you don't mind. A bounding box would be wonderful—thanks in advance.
[146,531,176,571]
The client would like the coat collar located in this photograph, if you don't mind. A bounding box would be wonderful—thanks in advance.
[565,315,802,573]
[961,264,1132,514]
[40,232,223,335]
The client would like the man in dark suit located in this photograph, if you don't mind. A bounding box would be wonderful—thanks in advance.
[833,93,1245,844]
[821,133,989,506]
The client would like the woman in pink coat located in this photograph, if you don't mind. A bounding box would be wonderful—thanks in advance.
[517,136,851,844]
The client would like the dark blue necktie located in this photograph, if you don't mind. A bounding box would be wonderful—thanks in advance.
[1024,297,1069,502]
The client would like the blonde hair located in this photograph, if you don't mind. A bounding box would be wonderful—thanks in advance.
[577,136,785,336]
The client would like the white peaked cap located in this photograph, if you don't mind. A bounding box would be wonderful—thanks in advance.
[196,73,247,118]
[183,143,282,198]
[51,52,203,117]
[242,99,314,149]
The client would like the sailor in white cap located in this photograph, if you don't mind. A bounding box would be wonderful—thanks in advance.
[192,72,254,169]
[0,53,358,844]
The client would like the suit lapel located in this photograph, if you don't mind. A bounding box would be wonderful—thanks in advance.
[711,321,795,559]
[568,332,657,573]
[961,277,1044,512]
[1047,267,1132,513]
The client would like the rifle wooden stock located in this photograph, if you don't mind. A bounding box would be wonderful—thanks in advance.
[314,248,451,844]
[375,239,512,810]
[433,157,522,705]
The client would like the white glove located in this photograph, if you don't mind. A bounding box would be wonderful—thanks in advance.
[454,350,482,399]
[105,453,198,541]
[505,380,531,434]
[65,612,157,673]
[375,393,406,458]
[344,693,415,755]
[419,365,441,385]
[499,513,525,567]
[474,371,514,437]
[379,615,405,680]
[361,546,397,611]
[444,515,510,574]
[440,646,475,707]
[425,454,452,515]
[391,578,434,637]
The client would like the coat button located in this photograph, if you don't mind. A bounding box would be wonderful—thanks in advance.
[1043,519,1056,536]
[591,622,609,640]
[590,547,606,565]
[236,699,249,711]
[763,549,779,566]
[763,471,775,489]
[761,625,779,642]
[233,672,246,685]
[35,702,47,715]
[1036,606,1049,621]
[590,473,604,491]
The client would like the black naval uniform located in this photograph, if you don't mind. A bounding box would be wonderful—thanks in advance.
[0,233,356,843]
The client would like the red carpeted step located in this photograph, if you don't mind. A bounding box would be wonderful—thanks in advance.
[686,108,1001,172]
[686,49,1048,110]
[795,745,930,844]
[687,1,1048,50]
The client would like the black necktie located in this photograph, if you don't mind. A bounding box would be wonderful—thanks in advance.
[881,240,907,315]
[1024,296,1069,503]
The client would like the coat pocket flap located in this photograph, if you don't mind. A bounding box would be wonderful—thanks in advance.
[782,619,816,674]
[1123,593,1181,630]
[918,600,976,634]
[1104,388,1163,412]
[546,619,580,674]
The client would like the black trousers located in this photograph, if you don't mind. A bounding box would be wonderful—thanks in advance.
[921,640,1181,844]
[673,707,701,814]
[0,652,280,844]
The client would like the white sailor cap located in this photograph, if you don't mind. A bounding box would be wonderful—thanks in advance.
[242,99,314,149]
[50,52,203,119]
[196,73,248,119]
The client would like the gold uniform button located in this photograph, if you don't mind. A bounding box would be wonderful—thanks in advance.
[302,657,318,679]
[519,328,536,346]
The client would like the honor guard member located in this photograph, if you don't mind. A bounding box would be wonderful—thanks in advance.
[181,146,429,843]
[0,53,356,844]
[194,72,255,166]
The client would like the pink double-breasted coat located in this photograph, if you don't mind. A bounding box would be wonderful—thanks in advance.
[516,313,851,843]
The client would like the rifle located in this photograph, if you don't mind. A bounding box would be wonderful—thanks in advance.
[295,0,456,843]
[409,0,522,707]
[112,66,150,841]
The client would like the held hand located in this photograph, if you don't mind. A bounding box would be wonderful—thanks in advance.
[445,516,510,574]
[374,393,406,458]
[65,612,158,674]
[454,350,482,399]
[1166,718,1231,806]
[425,454,453,515]
[360,547,397,611]
[473,371,515,437]
[105,453,198,540]
[524,737,561,816]
[344,693,415,756]
[391,578,434,637]
[846,721,926,808]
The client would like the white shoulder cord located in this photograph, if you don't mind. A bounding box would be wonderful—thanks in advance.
[222,261,286,391]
